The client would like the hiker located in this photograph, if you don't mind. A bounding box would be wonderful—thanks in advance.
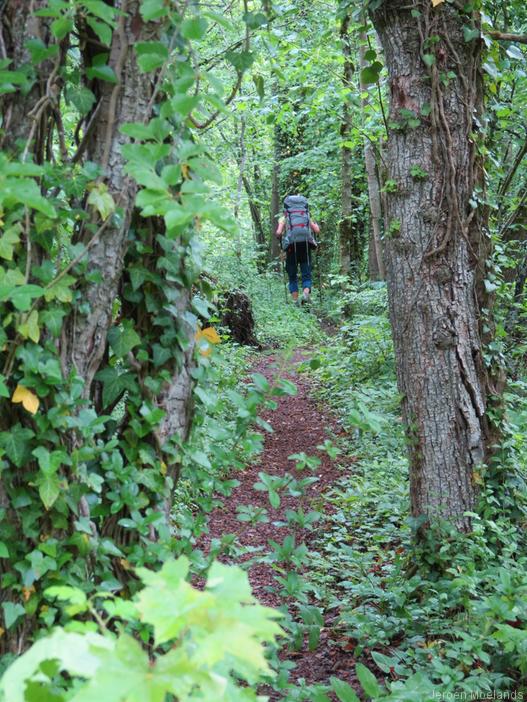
[275,194,320,305]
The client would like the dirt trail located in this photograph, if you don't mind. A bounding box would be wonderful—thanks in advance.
[200,350,359,697]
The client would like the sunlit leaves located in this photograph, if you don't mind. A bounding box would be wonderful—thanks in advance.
[87,183,116,220]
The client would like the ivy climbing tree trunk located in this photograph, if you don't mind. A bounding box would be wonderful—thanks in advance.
[371,0,495,531]
[61,1,160,395]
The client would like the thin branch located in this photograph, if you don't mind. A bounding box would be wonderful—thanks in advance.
[488,31,527,45]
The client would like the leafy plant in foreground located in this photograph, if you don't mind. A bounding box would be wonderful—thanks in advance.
[0,557,283,702]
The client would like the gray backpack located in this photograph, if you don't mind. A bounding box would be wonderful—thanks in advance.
[281,195,317,251]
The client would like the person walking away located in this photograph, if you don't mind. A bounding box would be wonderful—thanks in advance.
[275,194,320,305]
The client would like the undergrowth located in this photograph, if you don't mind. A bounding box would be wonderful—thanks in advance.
[304,282,527,700]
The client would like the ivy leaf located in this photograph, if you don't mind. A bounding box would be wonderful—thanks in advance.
[0,424,34,467]
[108,321,141,357]
[2,602,25,630]
[95,367,137,407]
[38,473,61,510]
[18,309,40,343]
[463,25,480,42]
[87,183,116,219]
[423,53,435,67]
[0,542,9,558]
[12,385,40,414]
[7,284,43,311]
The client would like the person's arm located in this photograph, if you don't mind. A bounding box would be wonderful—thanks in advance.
[276,217,285,237]
[310,220,320,235]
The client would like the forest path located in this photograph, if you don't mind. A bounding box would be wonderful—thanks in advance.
[200,349,359,698]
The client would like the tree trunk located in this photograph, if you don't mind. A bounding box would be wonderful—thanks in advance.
[270,131,281,261]
[0,0,56,156]
[339,14,359,277]
[61,2,160,395]
[371,0,493,531]
[359,34,385,281]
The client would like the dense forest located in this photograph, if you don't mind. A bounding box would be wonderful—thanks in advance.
[1,0,527,699]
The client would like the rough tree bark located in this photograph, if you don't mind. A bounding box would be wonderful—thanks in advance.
[61,2,163,396]
[359,33,385,280]
[371,0,494,530]
[340,14,362,277]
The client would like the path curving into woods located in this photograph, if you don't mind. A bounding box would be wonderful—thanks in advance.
[200,350,360,699]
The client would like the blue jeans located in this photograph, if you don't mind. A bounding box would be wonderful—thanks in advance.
[286,259,312,294]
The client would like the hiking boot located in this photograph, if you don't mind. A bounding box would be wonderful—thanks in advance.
[301,290,310,305]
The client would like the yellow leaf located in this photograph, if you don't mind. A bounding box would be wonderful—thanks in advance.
[197,327,221,344]
[12,385,39,414]
[195,327,221,357]
[432,0,444,5]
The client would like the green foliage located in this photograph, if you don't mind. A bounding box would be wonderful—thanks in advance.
[0,557,283,702]
[301,285,527,697]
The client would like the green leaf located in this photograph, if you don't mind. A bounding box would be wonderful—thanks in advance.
[86,17,112,46]
[82,0,117,25]
[67,85,96,114]
[45,586,88,616]
[25,38,60,64]
[9,284,44,311]
[4,178,56,217]
[0,424,34,467]
[331,677,360,702]
[2,602,25,629]
[269,490,280,509]
[51,16,73,39]
[108,321,141,357]
[0,629,112,702]
[243,12,267,28]
[423,53,435,67]
[87,184,115,219]
[226,50,255,72]
[0,374,9,398]
[95,367,137,407]
[181,16,208,40]
[371,650,397,674]
[86,63,118,83]
[171,94,200,116]
[0,225,21,260]
[355,663,381,698]
[38,473,61,510]
[360,61,383,85]
[140,0,169,21]
[463,25,480,42]
[0,542,9,558]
